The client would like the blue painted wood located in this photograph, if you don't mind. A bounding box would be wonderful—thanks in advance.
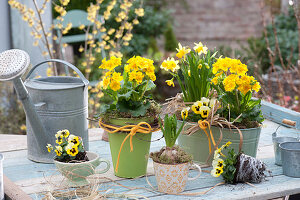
[261,100,300,130]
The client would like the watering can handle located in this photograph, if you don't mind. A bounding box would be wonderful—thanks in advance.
[25,59,89,86]
[282,119,296,127]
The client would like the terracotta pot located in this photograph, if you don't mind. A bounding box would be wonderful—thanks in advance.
[153,161,201,194]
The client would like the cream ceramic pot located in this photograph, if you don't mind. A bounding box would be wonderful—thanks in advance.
[153,161,201,194]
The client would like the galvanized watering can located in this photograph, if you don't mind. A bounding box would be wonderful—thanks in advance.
[0,49,89,163]
[272,119,299,166]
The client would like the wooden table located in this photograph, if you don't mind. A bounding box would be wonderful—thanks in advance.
[1,117,300,200]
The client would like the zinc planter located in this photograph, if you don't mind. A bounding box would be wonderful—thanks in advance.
[178,122,261,165]
[54,151,110,187]
[153,161,201,194]
[107,116,155,178]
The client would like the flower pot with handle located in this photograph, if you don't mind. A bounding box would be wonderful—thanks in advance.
[54,151,110,186]
[153,161,201,194]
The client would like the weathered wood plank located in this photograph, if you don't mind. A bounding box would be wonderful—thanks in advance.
[4,175,32,200]
[261,100,300,130]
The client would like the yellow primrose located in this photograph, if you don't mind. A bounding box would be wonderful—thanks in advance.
[200,106,211,118]
[211,77,218,85]
[252,82,261,92]
[46,144,53,152]
[111,72,123,82]
[160,57,180,72]
[181,107,190,120]
[211,167,224,177]
[193,42,208,55]
[200,97,210,107]
[110,80,121,91]
[191,101,202,114]
[176,43,191,59]
[166,79,175,87]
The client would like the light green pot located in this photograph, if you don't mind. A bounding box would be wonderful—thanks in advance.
[177,121,261,165]
[54,151,110,187]
[107,116,155,178]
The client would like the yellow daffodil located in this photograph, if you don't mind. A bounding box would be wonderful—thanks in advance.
[193,42,208,55]
[200,106,210,118]
[176,43,191,59]
[166,79,175,87]
[211,167,223,177]
[160,57,180,72]
[191,101,202,114]
[200,97,210,107]
[181,107,190,120]
[46,144,53,152]
[198,63,202,69]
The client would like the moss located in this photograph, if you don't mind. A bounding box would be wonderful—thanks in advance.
[150,145,193,165]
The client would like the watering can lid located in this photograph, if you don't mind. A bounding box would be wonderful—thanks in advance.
[0,49,30,81]
[24,76,86,90]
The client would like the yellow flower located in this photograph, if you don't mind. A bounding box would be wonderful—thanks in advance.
[133,19,139,24]
[181,107,190,120]
[238,83,251,95]
[200,97,210,107]
[99,56,122,71]
[211,167,224,177]
[193,42,208,55]
[68,135,80,147]
[55,146,63,156]
[165,79,175,87]
[209,98,217,108]
[211,77,218,85]
[58,129,70,138]
[200,106,211,118]
[198,64,202,69]
[111,72,123,82]
[212,158,224,168]
[160,57,180,72]
[46,144,53,152]
[176,43,191,59]
[191,101,202,114]
[79,24,85,30]
[252,82,261,92]
[224,81,236,92]
[135,8,144,17]
[56,136,63,145]
[223,141,232,148]
[129,71,144,84]
[110,80,121,91]
[66,143,78,156]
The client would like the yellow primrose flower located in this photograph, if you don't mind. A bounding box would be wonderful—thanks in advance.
[200,106,211,118]
[211,77,218,85]
[46,144,53,152]
[160,57,180,72]
[211,167,224,177]
[193,42,208,55]
[166,79,175,87]
[252,82,261,92]
[111,72,123,82]
[110,80,121,91]
[176,43,191,59]
[191,101,202,114]
[181,107,190,120]
[200,97,210,107]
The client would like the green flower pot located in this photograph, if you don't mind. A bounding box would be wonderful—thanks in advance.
[107,116,155,178]
[177,121,261,165]
[54,151,110,187]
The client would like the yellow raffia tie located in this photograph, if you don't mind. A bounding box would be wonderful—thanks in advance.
[99,118,159,172]
[198,120,217,154]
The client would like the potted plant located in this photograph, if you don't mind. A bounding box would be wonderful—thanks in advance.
[162,43,264,165]
[150,114,201,194]
[211,142,268,184]
[98,56,160,178]
[47,129,110,186]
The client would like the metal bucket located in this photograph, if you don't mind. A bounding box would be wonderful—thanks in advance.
[279,142,300,177]
[24,60,89,163]
[0,154,4,200]
[272,132,298,166]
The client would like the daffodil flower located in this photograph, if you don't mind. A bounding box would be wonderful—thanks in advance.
[176,43,191,59]
[193,42,208,55]
[181,107,190,120]
[200,106,211,118]
[191,101,202,114]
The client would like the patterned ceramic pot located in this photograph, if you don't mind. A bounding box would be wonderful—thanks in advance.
[153,161,202,194]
